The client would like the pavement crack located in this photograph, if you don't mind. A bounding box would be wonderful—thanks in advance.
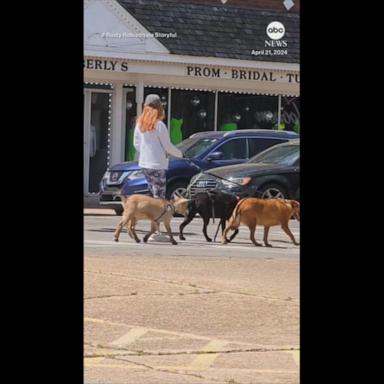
[84,293,138,300]
[109,356,225,383]
[85,270,210,292]
[84,270,297,303]
[85,341,300,358]
[222,291,298,303]
[84,290,217,300]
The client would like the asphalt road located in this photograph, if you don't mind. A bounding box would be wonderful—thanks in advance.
[84,209,300,384]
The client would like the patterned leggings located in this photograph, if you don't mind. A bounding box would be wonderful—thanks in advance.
[142,168,167,199]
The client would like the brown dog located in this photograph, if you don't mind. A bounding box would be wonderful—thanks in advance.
[113,194,190,245]
[222,198,300,247]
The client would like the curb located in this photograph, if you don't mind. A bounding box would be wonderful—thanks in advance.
[84,208,116,216]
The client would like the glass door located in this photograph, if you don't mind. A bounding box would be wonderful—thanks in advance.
[83,91,91,194]
[88,92,111,193]
[124,86,137,161]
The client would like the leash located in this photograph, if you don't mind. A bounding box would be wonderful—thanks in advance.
[154,202,175,224]
[202,173,258,227]
[208,193,216,224]
[213,220,221,242]
[212,196,252,242]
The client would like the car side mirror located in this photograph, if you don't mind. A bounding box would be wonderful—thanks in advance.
[206,151,224,161]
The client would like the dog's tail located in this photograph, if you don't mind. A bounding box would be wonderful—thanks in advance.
[120,194,128,204]
[231,197,250,227]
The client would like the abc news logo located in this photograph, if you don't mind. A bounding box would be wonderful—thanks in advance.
[265,21,288,47]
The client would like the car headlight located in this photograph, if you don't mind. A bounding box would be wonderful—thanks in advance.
[127,170,144,180]
[221,177,244,188]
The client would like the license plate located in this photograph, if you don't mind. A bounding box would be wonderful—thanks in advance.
[193,188,206,194]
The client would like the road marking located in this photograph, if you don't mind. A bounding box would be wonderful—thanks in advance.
[84,240,299,254]
[157,366,298,374]
[84,239,299,245]
[84,317,252,345]
[84,361,145,369]
[289,350,300,366]
[110,327,148,347]
[84,240,131,246]
[84,356,105,367]
[187,340,229,370]
[84,318,299,351]
[85,361,298,374]
[85,317,217,342]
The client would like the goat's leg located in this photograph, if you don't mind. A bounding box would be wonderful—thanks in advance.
[129,219,141,243]
[164,219,177,245]
[179,207,197,240]
[228,228,239,243]
[143,221,157,243]
[263,226,272,247]
[202,215,212,242]
[249,222,262,246]
[281,223,299,246]
[222,218,237,244]
[127,218,136,239]
[114,212,131,242]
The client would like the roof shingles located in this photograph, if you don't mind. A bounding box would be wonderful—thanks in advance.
[117,0,299,63]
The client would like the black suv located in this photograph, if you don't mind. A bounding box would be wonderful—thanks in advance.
[188,140,300,200]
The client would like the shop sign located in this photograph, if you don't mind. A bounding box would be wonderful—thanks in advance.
[83,59,129,72]
[186,66,299,83]
[83,57,299,84]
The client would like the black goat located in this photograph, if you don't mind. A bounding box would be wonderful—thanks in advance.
[179,190,247,242]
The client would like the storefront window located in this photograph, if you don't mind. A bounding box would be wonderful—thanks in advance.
[84,83,113,90]
[280,96,300,133]
[171,90,215,144]
[124,86,137,161]
[218,93,278,131]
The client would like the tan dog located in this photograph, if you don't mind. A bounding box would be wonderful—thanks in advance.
[113,194,190,245]
[222,198,300,247]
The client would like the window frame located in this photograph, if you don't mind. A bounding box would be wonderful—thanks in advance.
[205,137,249,161]
[247,137,287,158]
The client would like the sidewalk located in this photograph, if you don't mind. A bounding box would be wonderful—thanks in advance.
[84,195,116,216]
[84,208,116,216]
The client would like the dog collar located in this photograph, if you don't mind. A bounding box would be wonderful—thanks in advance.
[154,203,175,223]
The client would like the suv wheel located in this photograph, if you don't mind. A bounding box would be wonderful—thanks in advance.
[114,206,124,216]
[259,183,288,199]
[166,181,189,200]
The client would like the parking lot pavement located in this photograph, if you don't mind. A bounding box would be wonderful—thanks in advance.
[84,211,300,384]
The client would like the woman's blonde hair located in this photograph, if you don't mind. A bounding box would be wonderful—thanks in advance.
[137,103,165,132]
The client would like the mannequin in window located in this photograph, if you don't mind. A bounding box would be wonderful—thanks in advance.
[90,124,97,157]
[220,111,238,131]
[127,115,137,161]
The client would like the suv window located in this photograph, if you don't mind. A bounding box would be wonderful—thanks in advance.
[250,144,299,166]
[248,138,285,157]
[215,138,247,160]
[182,138,218,158]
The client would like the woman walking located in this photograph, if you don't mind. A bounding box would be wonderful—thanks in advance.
[134,94,183,240]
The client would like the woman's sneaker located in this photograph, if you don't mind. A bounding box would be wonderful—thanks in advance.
[148,232,170,242]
